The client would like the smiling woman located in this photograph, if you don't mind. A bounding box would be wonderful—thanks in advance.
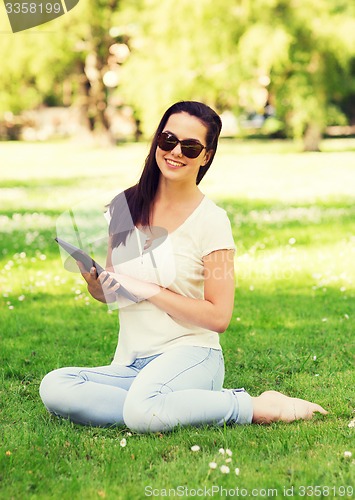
[39,101,327,433]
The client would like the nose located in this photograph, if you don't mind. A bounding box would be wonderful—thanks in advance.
[171,142,182,156]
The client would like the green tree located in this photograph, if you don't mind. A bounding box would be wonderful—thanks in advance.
[1,0,354,148]
[0,0,126,142]
[0,8,82,116]
[118,0,355,149]
[260,0,355,150]
[117,0,245,136]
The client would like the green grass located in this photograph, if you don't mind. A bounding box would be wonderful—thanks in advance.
[1,139,354,499]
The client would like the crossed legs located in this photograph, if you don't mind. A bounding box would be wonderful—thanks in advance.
[39,347,327,431]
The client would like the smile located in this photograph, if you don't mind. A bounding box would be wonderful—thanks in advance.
[165,158,185,168]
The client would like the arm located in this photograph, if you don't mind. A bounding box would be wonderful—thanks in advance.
[80,242,235,332]
[147,249,235,333]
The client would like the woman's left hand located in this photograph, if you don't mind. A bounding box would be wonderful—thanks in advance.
[99,271,161,302]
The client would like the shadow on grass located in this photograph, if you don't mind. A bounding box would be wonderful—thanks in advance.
[1,197,355,261]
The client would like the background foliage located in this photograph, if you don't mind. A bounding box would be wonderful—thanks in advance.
[0,0,354,148]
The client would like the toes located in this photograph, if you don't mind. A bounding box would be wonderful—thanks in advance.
[312,404,328,416]
[294,400,328,421]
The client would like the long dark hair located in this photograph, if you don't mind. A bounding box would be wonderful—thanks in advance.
[109,101,222,248]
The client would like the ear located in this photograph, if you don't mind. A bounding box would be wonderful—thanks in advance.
[201,149,213,166]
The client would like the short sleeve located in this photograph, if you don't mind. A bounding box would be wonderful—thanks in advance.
[200,204,236,257]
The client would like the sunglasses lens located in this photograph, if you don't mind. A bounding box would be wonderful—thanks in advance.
[157,133,177,152]
[158,132,205,159]
[180,141,204,159]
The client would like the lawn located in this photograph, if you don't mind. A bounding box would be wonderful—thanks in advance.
[0,138,354,499]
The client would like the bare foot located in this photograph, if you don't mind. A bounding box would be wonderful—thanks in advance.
[252,390,328,424]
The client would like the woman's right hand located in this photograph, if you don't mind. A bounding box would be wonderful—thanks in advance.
[76,261,119,303]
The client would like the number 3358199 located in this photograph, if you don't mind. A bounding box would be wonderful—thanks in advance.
[5,3,61,14]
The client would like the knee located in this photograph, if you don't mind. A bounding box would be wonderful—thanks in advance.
[123,392,162,434]
[39,369,57,406]
[123,394,149,433]
[39,368,68,411]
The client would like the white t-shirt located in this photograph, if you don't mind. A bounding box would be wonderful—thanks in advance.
[110,196,235,365]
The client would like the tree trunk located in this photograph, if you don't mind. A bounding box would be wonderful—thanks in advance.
[303,122,322,152]
[75,52,115,146]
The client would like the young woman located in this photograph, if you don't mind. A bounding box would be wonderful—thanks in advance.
[40,101,327,431]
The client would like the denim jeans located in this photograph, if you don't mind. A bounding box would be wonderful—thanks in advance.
[39,346,253,433]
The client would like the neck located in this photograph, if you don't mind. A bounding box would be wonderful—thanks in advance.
[155,178,203,206]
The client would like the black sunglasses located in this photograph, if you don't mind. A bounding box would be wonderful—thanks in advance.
[157,132,206,159]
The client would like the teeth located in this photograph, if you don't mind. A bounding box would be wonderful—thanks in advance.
[166,159,184,167]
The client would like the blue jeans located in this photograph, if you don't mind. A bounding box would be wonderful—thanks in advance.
[39,346,253,432]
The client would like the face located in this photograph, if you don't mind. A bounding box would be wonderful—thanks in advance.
[155,112,212,185]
